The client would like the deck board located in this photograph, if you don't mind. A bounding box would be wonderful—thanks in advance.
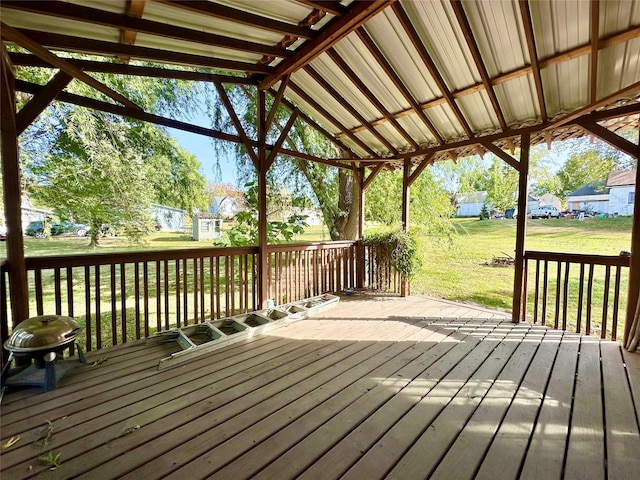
[1,295,639,480]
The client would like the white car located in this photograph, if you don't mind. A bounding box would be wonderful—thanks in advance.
[530,205,561,219]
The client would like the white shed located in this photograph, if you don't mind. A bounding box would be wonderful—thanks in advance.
[455,191,487,217]
[192,214,223,241]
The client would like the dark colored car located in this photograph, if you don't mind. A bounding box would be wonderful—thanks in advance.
[25,221,89,238]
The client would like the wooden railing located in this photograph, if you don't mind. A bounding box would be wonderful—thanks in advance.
[523,251,631,341]
[362,242,403,294]
[1,241,382,356]
[268,241,357,305]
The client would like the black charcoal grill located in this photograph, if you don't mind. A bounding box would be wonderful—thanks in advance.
[1,315,86,393]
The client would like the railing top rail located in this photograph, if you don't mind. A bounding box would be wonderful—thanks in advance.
[266,240,356,253]
[24,245,259,269]
[524,250,631,267]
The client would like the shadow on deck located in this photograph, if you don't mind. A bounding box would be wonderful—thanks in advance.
[1,295,639,480]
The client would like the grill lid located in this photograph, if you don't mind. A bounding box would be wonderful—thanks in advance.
[4,315,82,353]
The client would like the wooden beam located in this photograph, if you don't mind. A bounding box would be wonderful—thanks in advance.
[393,2,474,139]
[362,163,387,190]
[2,1,289,59]
[158,0,315,39]
[355,27,444,144]
[407,152,436,186]
[260,0,395,90]
[512,132,530,323]
[327,48,419,149]
[577,120,638,158]
[0,47,29,327]
[481,141,520,171]
[304,65,398,155]
[265,75,290,133]
[9,53,258,85]
[624,145,640,345]
[1,23,141,111]
[15,70,72,134]
[519,0,548,121]
[119,0,146,63]
[296,0,348,17]
[590,0,600,104]
[15,29,270,74]
[450,0,507,131]
[545,82,640,130]
[266,111,299,168]
[214,80,260,168]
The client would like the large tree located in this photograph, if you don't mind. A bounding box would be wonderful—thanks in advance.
[16,57,209,244]
[552,150,616,201]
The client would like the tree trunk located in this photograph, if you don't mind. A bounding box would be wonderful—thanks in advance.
[333,169,359,240]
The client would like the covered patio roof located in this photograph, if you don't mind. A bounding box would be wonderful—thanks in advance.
[1,0,639,168]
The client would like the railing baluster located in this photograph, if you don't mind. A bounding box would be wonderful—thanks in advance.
[586,264,594,335]
[66,267,74,317]
[143,262,149,338]
[156,260,161,333]
[577,263,585,333]
[200,257,205,322]
[554,261,561,330]
[95,265,101,350]
[35,269,44,315]
[215,256,221,319]
[175,259,181,328]
[163,260,170,330]
[110,264,117,345]
[192,257,198,324]
[84,265,92,351]
[120,263,127,343]
[611,265,622,341]
[182,258,188,326]
[562,262,570,331]
[134,262,141,340]
[601,265,611,339]
[533,259,540,325]
[54,268,62,315]
[541,260,548,326]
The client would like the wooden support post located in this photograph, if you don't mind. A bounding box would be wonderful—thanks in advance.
[512,133,530,323]
[257,90,269,309]
[400,159,411,297]
[0,49,29,327]
[624,142,640,346]
[356,166,365,289]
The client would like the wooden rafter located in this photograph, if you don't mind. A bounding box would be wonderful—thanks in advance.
[158,0,314,39]
[519,0,547,122]
[118,0,146,63]
[288,80,379,157]
[590,0,600,104]
[355,26,443,144]
[10,53,257,85]
[327,48,419,149]
[259,0,395,90]
[214,80,260,167]
[16,29,270,74]
[303,65,398,155]
[450,0,507,131]
[1,23,141,111]
[392,2,474,139]
[16,70,72,134]
[577,120,638,158]
[2,1,289,59]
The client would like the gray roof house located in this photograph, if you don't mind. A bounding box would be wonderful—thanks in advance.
[607,169,636,216]
[566,182,609,213]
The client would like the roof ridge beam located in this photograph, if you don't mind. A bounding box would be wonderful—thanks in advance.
[590,0,600,104]
[1,1,289,58]
[1,22,141,111]
[450,0,507,131]
[392,2,474,139]
[259,0,395,90]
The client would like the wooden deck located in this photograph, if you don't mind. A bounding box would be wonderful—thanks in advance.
[1,295,639,480]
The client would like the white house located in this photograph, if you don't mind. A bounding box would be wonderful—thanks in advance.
[151,204,186,232]
[209,196,241,219]
[538,193,562,210]
[566,182,609,213]
[455,191,487,216]
[607,169,636,216]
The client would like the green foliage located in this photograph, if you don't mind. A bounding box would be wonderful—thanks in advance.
[553,150,616,201]
[485,158,518,212]
[363,231,421,279]
[16,57,208,245]
[479,203,490,220]
[215,181,308,246]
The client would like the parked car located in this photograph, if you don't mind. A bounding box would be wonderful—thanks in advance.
[504,208,517,219]
[25,221,89,238]
[529,205,561,219]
